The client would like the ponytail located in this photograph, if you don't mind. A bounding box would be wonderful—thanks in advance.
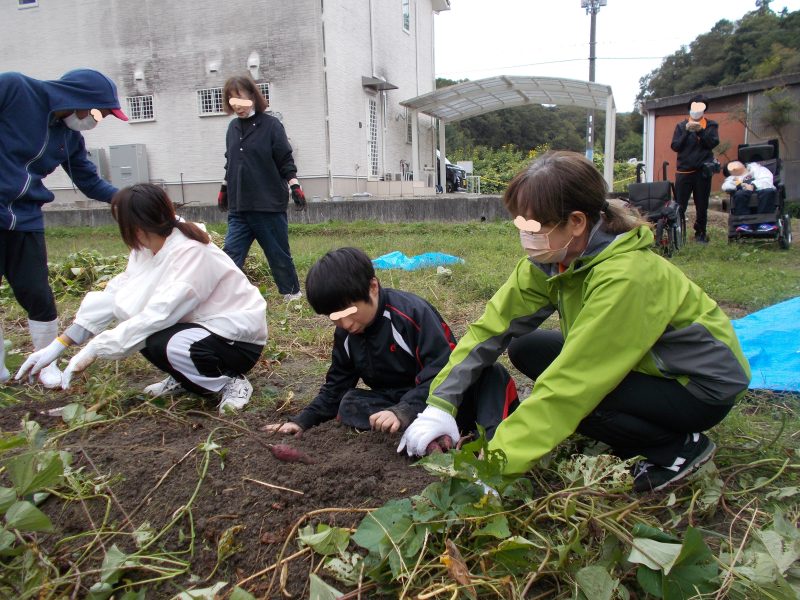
[175,220,210,245]
[601,198,647,234]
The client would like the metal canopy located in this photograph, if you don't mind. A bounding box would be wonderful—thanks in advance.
[362,76,398,91]
[400,75,615,123]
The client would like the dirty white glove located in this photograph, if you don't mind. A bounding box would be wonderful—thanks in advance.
[61,346,97,389]
[15,338,68,381]
[397,405,459,457]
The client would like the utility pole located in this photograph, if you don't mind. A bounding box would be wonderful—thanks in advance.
[581,0,606,160]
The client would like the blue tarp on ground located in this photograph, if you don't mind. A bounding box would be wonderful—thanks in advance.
[372,251,464,271]
[732,296,800,391]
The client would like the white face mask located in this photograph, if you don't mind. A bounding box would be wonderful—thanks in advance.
[689,110,704,120]
[519,228,573,264]
[238,108,256,119]
[63,112,98,131]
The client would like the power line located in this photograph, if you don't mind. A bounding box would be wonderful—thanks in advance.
[437,55,667,77]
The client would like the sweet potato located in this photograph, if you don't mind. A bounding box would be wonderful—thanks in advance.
[436,435,453,451]
[267,444,315,464]
[425,440,443,455]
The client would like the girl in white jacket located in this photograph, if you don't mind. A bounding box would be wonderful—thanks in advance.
[16,184,268,413]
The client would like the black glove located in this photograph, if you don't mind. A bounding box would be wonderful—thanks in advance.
[217,184,228,212]
[290,183,306,211]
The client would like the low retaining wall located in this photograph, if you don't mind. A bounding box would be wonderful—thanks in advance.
[43,195,509,228]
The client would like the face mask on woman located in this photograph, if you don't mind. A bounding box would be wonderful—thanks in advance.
[63,112,98,131]
[519,229,573,263]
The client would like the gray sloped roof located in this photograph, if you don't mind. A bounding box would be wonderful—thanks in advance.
[401,75,615,122]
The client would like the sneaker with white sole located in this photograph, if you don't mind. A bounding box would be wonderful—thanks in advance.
[283,291,303,302]
[143,375,184,397]
[632,433,716,493]
[39,362,63,389]
[218,376,253,414]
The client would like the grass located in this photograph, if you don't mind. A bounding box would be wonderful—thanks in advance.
[2,219,799,598]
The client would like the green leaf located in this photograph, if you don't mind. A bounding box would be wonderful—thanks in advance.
[173,582,228,599]
[324,551,363,587]
[99,544,139,585]
[0,487,17,514]
[472,514,511,539]
[5,500,53,532]
[229,587,256,600]
[308,573,343,600]
[0,527,16,553]
[489,536,539,572]
[636,566,663,597]
[85,582,114,600]
[352,499,413,554]
[7,451,64,496]
[630,523,680,544]
[298,524,350,556]
[118,591,146,600]
[575,565,617,600]
[0,433,26,453]
[628,538,682,573]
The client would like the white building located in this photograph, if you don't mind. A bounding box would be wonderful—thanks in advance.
[2,0,450,205]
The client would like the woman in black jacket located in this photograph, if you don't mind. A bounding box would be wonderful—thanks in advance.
[218,75,306,301]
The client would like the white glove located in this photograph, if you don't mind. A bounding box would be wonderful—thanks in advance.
[397,405,460,457]
[61,346,97,389]
[15,338,68,381]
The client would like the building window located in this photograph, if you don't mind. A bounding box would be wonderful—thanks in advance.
[18,0,38,8]
[367,97,379,177]
[405,107,413,144]
[196,87,224,116]
[402,0,410,32]
[256,82,270,104]
[125,95,155,122]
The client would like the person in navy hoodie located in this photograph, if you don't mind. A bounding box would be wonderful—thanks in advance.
[0,69,128,387]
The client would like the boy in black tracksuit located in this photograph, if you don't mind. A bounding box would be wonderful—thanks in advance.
[262,247,518,448]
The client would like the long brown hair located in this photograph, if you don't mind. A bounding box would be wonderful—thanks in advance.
[222,75,268,115]
[503,151,642,235]
[111,184,209,250]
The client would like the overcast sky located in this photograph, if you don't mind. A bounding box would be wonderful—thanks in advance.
[434,0,800,112]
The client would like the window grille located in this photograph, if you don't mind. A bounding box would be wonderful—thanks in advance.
[125,95,155,121]
[196,87,224,115]
[368,97,379,177]
[257,82,270,103]
[405,107,413,144]
[402,0,410,32]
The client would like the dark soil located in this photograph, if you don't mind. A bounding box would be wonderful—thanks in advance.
[0,395,436,598]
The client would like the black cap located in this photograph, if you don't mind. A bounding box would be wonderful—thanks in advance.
[688,94,709,111]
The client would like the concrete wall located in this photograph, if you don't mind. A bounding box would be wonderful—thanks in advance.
[43,196,509,228]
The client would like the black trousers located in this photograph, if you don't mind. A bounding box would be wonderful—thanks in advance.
[675,170,712,236]
[507,329,732,466]
[732,188,776,216]
[0,230,57,321]
[336,363,519,440]
[140,323,263,394]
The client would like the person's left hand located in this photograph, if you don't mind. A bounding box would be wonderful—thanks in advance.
[686,121,701,132]
[369,410,402,433]
[61,346,97,389]
[742,183,755,192]
[397,405,460,457]
[290,184,306,211]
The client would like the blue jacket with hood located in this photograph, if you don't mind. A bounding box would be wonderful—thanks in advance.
[0,69,121,232]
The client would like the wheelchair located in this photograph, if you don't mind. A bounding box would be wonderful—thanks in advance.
[626,161,687,257]
[726,139,792,249]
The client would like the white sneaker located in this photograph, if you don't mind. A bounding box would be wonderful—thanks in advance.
[39,362,63,389]
[283,291,303,302]
[143,375,184,397]
[218,376,253,414]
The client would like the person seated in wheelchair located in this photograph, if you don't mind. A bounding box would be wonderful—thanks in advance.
[722,160,777,234]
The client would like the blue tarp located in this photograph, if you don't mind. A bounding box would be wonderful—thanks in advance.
[372,251,464,271]
[732,296,800,391]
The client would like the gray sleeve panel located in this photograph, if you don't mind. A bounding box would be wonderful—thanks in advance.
[650,322,750,404]
[432,306,555,407]
[63,323,93,345]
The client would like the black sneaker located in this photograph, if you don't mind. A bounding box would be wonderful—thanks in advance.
[632,433,716,493]
[694,233,709,244]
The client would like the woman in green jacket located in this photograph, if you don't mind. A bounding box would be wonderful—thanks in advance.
[399,151,750,493]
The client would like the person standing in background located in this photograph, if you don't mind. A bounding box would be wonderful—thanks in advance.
[218,75,306,302]
[671,94,719,244]
[0,68,128,386]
